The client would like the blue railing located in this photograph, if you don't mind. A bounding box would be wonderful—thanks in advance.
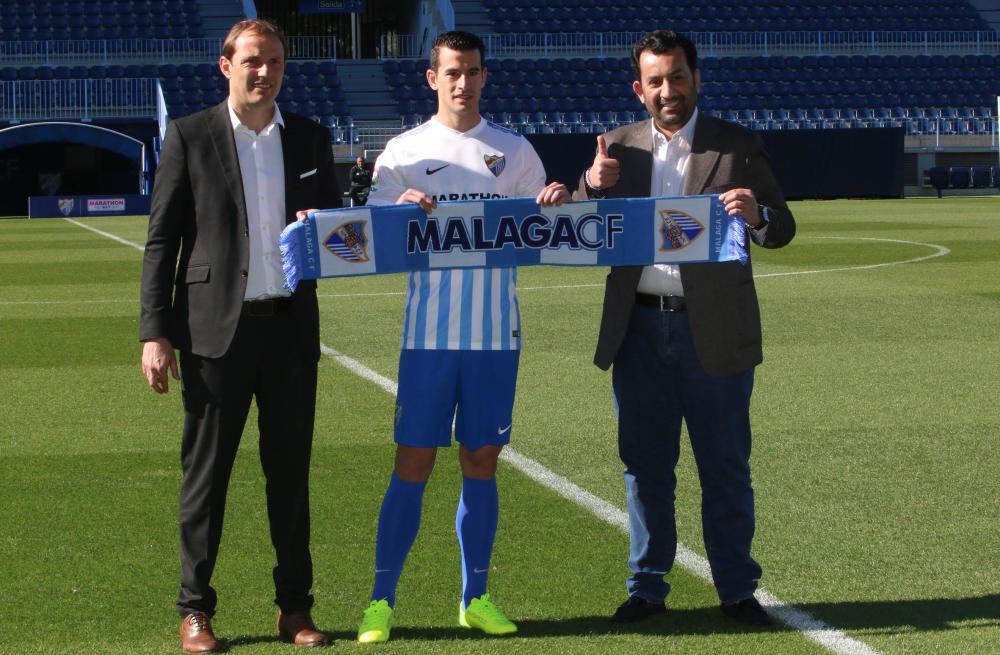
[0,36,339,65]
[0,78,158,121]
[382,30,1000,59]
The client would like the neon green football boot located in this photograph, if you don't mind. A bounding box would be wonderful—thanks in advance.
[459,594,518,635]
[357,599,394,643]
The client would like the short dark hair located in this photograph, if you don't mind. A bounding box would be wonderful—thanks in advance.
[222,18,288,61]
[630,30,698,81]
[429,30,486,71]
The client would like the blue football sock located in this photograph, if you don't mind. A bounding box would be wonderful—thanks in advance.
[456,476,499,608]
[371,473,426,607]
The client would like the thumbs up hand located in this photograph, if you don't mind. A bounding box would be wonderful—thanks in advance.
[587,134,620,190]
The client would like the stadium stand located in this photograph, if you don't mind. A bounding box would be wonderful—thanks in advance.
[480,0,990,33]
[0,0,353,140]
[381,51,1000,136]
[360,0,999,142]
[0,0,996,196]
[0,0,205,40]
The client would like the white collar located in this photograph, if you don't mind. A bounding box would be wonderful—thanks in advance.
[651,106,698,146]
[227,100,285,134]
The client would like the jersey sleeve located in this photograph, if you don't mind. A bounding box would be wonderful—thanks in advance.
[514,137,548,198]
[366,144,407,206]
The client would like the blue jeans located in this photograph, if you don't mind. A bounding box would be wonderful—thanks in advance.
[612,304,761,605]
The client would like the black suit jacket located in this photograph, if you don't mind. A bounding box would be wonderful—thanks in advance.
[139,101,341,359]
[574,114,796,377]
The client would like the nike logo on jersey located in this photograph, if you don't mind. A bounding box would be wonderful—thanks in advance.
[425,164,450,175]
[497,424,512,436]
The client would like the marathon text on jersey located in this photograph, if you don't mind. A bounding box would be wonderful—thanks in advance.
[406,212,625,254]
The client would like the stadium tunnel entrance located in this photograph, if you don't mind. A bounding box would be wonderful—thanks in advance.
[0,122,147,217]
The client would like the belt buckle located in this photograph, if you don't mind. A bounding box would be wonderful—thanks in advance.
[661,296,683,312]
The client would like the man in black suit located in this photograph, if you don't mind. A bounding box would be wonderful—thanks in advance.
[575,30,795,627]
[139,18,340,653]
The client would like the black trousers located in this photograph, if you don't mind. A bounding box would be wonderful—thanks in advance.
[349,185,369,206]
[176,306,317,617]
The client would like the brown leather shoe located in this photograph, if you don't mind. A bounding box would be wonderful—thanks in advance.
[179,612,222,653]
[277,610,327,647]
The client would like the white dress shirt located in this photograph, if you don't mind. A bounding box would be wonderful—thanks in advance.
[228,101,289,300]
[636,107,699,297]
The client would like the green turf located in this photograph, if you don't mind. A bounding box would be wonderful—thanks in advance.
[1,201,998,654]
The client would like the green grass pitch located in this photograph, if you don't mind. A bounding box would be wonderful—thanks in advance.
[1,198,998,654]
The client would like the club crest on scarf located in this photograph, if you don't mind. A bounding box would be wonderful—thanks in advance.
[484,153,506,177]
[658,209,703,251]
[324,220,370,263]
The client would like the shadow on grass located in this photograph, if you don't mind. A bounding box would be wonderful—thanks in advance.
[793,594,1000,634]
[212,594,999,648]
[235,594,994,645]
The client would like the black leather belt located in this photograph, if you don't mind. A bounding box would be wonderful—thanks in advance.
[242,297,291,317]
[635,293,686,311]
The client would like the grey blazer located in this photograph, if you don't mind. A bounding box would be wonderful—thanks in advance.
[574,114,796,377]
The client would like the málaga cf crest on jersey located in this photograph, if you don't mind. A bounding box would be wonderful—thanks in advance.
[279,194,748,290]
[484,154,506,177]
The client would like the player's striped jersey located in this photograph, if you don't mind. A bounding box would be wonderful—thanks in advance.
[368,117,546,350]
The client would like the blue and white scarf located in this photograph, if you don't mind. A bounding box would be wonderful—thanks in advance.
[279,194,747,290]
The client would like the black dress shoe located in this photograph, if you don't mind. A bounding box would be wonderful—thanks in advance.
[720,597,772,626]
[611,595,666,623]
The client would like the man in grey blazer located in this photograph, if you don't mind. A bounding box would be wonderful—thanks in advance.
[139,19,340,652]
[574,30,795,626]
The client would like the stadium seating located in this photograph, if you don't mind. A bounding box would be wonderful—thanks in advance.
[971,166,992,188]
[1,0,996,148]
[948,166,971,188]
[480,0,989,33]
[0,0,204,40]
[380,51,999,135]
[8,4,351,126]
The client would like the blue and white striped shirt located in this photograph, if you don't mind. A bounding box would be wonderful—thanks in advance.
[368,118,546,350]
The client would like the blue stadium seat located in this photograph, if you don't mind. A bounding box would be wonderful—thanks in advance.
[598,110,616,124]
[948,166,970,188]
[971,167,991,188]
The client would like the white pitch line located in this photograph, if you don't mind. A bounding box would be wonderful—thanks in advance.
[757,236,950,279]
[65,219,902,655]
[63,218,145,251]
